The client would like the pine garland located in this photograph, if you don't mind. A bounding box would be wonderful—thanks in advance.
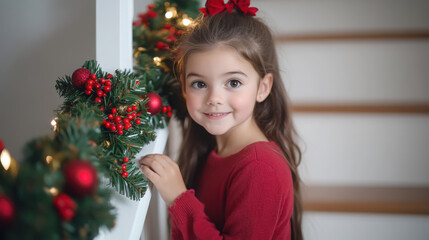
[55,60,172,200]
[0,118,115,240]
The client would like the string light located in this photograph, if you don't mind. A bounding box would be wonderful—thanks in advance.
[1,149,11,171]
[51,117,58,131]
[181,14,192,27]
[153,57,162,66]
[44,187,59,196]
[46,155,53,164]
[165,7,177,19]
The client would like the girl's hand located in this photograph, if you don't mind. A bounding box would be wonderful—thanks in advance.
[139,154,187,206]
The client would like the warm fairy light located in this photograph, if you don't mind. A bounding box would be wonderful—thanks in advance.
[51,118,57,127]
[44,187,59,196]
[49,187,59,196]
[153,57,162,66]
[1,149,11,171]
[165,7,177,19]
[165,11,173,19]
[182,17,192,26]
[46,155,53,164]
[51,117,58,131]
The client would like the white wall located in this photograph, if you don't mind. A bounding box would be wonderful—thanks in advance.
[0,0,96,160]
[253,0,429,239]
[253,0,429,187]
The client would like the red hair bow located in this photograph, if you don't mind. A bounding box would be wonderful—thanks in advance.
[199,0,259,17]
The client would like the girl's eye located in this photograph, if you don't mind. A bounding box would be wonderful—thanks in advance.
[191,81,207,89]
[227,79,241,88]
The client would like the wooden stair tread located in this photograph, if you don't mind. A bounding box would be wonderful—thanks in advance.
[302,185,429,215]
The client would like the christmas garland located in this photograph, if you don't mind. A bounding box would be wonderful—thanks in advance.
[55,60,172,200]
[0,118,115,239]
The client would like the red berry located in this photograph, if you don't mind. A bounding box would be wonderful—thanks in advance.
[105,80,111,86]
[87,79,95,86]
[95,83,102,89]
[121,164,127,170]
[135,81,140,85]
[125,123,132,129]
[167,111,172,117]
[97,90,104,97]
[85,84,93,90]
[127,114,133,119]
[147,10,157,19]
[135,119,141,125]
[123,157,129,163]
[132,112,137,118]
[115,116,121,123]
[90,74,97,80]
[99,78,106,84]
[162,106,167,113]
[132,105,138,111]
[95,97,102,103]
[100,106,105,111]
[117,124,123,130]
[167,105,172,111]
[127,106,132,112]
[122,118,130,124]
[103,86,111,92]
[137,112,141,117]
[111,108,117,114]
[110,125,117,131]
[105,122,111,128]
[85,90,92,95]
[108,114,114,120]
[156,41,169,50]
[107,74,113,79]
[122,171,128,178]
[118,130,123,135]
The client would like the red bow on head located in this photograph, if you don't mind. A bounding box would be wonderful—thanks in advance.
[199,0,259,17]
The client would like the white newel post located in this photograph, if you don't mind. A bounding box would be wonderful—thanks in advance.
[94,0,169,239]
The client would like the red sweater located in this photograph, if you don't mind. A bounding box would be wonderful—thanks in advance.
[168,141,294,240]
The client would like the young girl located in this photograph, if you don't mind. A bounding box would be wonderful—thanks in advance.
[140,1,303,239]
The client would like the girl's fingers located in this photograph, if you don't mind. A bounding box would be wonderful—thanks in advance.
[140,154,168,168]
[140,165,160,183]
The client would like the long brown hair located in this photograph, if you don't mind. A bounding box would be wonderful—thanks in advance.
[174,12,303,240]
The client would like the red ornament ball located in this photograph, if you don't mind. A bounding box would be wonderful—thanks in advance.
[63,160,98,198]
[71,68,91,88]
[0,194,15,226]
[144,92,163,115]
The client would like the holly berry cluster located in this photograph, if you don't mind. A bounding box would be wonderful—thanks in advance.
[155,24,183,51]
[162,105,173,118]
[102,106,142,135]
[133,4,157,27]
[53,193,77,221]
[121,157,130,178]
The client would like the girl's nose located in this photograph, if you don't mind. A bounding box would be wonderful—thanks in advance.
[206,88,223,106]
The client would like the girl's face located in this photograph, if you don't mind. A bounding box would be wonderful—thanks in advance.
[184,45,271,137]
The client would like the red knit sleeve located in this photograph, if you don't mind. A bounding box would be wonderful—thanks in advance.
[168,159,293,240]
[168,189,223,240]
